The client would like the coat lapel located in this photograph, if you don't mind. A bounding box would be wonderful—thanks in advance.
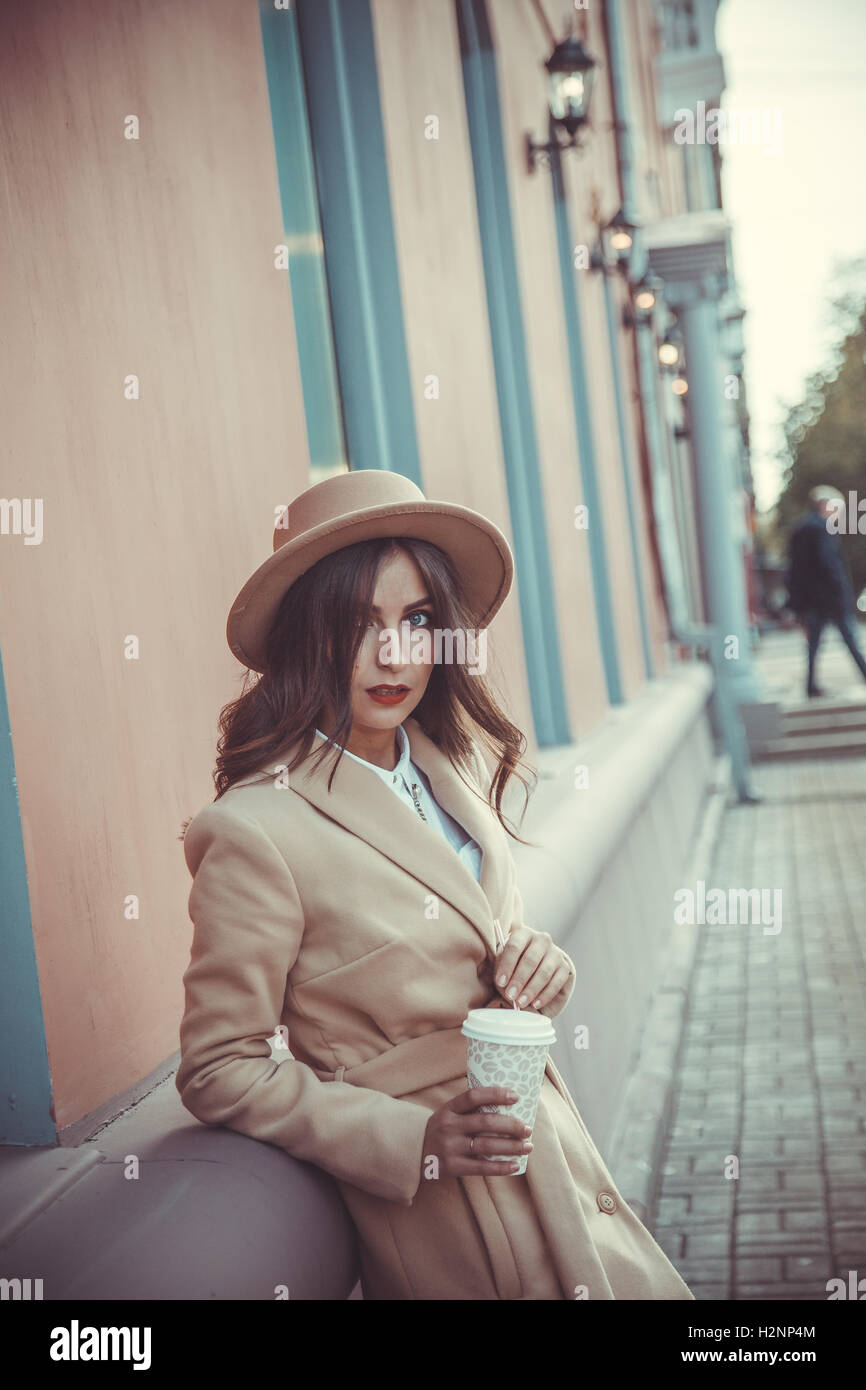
[403,715,508,915]
[232,717,505,959]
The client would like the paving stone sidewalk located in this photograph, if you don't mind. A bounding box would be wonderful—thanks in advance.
[649,753,866,1301]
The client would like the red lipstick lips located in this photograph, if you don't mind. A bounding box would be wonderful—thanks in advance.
[367,685,410,705]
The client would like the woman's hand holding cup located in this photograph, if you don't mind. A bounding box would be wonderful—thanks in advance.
[422,1086,533,1179]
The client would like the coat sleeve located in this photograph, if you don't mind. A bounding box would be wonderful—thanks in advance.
[468,740,576,1021]
[175,805,432,1207]
[784,525,805,614]
[815,524,854,612]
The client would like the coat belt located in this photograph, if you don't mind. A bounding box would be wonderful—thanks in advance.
[308,1011,585,1133]
[309,1024,470,1098]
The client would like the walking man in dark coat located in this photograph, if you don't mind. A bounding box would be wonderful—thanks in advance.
[786,485,866,697]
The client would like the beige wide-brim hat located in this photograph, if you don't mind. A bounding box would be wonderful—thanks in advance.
[226,469,514,672]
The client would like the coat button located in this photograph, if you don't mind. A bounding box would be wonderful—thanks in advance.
[597,1191,617,1214]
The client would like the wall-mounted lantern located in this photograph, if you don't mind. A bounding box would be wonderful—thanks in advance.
[601,206,640,271]
[525,32,598,173]
[627,274,662,328]
[634,280,658,313]
[658,335,681,368]
[617,274,661,330]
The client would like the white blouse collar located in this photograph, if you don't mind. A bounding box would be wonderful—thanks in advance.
[314,722,412,787]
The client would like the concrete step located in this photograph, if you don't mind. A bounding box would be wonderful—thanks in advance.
[754,731,866,760]
[781,696,866,719]
[782,709,866,737]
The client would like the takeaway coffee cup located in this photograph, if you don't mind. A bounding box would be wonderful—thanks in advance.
[461,1008,556,1174]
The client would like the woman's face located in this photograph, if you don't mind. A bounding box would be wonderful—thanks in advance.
[342,547,436,737]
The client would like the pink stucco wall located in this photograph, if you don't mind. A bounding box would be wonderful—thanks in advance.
[0,0,311,1128]
[0,0,683,1132]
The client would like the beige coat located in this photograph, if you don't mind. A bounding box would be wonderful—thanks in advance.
[176,715,694,1300]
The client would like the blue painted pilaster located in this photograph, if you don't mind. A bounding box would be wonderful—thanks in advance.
[634,315,692,637]
[549,142,623,706]
[456,0,571,744]
[294,0,421,482]
[668,276,759,700]
[600,269,654,678]
[0,646,54,1145]
[259,0,348,479]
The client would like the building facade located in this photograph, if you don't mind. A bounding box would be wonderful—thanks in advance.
[0,0,754,1296]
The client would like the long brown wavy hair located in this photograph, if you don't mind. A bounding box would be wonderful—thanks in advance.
[191,536,538,844]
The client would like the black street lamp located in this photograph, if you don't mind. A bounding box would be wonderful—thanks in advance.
[619,274,661,330]
[658,332,682,370]
[601,205,641,271]
[634,277,660,315]
[525,32,598,173]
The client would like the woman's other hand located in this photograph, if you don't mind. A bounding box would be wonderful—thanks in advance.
[493,924,574,1013]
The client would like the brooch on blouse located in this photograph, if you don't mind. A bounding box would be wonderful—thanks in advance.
[410,782,428,822]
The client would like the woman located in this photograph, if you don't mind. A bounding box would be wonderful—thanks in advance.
[176,468,694,1301]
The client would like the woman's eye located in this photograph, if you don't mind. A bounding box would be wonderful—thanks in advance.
[360,612,432,629]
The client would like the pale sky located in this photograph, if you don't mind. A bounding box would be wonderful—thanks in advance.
[715,0,866,513]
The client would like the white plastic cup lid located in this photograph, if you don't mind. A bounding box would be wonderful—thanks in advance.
[461,1007,556,1046]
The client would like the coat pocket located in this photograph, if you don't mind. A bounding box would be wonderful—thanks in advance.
[289,938,399,993]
